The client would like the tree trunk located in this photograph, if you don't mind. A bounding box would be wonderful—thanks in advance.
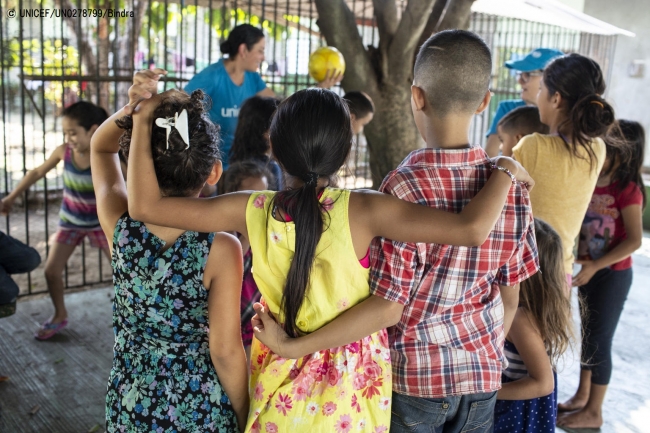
[364,82,421,187]
[115,0,148,109]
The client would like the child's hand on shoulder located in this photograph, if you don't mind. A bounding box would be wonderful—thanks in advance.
[494,156,535,191]
[124,68,167,115]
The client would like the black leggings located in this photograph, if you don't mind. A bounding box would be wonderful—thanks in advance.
[579,267,633,385]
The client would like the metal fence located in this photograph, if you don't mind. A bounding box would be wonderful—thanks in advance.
[0,0,618,296]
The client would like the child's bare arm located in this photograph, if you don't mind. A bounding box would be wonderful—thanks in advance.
[497,308,555,400]
[349,157,533,249]
[1,145,65,214]
[206,233,248,432]
[91,107,130,247]
[574,204,643,286]
[252,294,404,359]
[500,284,520,336]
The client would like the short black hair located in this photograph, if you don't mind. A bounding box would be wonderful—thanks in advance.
[414,30,492,116]
[61,101,108,130]
[343,91,374,118]
[498,106,549,136]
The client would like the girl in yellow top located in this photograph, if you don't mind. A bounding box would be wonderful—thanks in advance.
[125,71,533,432]
[512,53,616,285]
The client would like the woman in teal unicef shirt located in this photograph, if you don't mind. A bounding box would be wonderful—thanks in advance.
[185,24,275,171]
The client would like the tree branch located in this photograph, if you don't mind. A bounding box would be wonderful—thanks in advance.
[387,0,437,83]
[372,0,399,82]
[372,0,399,41]
[58,0,97,75]
[437,0,477,31]
[314,0,378,94]
[416,0,449,52]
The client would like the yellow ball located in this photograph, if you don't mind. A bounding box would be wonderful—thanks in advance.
[308,46,346,82]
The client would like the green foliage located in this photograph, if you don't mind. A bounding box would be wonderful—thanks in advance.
[144,4,289,41]
[3,38,80,107]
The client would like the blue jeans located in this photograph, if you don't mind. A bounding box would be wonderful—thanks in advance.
[0,231,41,305]
[390,391,497,433]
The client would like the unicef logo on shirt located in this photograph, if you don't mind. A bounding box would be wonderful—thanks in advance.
[221,105,240,118]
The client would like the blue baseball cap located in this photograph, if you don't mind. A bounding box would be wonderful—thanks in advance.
[505,48,564,72]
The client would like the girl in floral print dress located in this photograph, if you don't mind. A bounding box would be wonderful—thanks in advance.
[91,70,248,432]
[126,71,534,432]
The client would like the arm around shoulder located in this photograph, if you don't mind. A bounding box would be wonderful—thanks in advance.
[351,158,527,248]
[253,294,405,359]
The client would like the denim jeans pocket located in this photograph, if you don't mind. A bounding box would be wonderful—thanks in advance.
[391,393,452,432]
[460,392,497,433]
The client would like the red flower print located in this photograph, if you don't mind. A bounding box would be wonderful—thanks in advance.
[265,422,278,433]
[254,383,265,401]
[322,401,337,416]
[309,360,328,380]
[351,393,361,413]
[345,342,360,353]
[275,393,293,416]
[335,414,353,433]
[362,378,383,399]
[378,330,389,348]
[253,194,267,209]
[374,426,388,433]
[379,396,391,410]
[363,360,383,380]
[293,385,308,401]
[250,420,261,433]
[327,365,341,386]
[353,373,366,391]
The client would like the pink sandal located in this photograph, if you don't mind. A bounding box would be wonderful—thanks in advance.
[34,318,68,340]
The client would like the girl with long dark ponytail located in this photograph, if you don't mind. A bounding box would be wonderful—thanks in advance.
[128,79,534,431]
[512,53,616,287]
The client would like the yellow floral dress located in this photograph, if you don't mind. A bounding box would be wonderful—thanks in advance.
[244,189,392,433]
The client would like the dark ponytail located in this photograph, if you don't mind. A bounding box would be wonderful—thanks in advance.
[269,89,353,337]
[543,53,617,169]
[220,24,264,59]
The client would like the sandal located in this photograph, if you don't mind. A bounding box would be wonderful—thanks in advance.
[34,318,68,340]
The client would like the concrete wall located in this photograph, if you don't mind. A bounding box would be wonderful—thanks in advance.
[583,0,650,167]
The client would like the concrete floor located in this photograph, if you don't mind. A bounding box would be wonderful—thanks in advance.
[1,235,649,433]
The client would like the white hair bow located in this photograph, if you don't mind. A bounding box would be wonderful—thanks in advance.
[155,109,190,150]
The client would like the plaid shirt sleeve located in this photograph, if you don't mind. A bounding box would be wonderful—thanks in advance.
[495,207,539,286]
[368,172,421,305]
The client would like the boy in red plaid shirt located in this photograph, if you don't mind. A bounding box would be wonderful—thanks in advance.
[253,30,539,432]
